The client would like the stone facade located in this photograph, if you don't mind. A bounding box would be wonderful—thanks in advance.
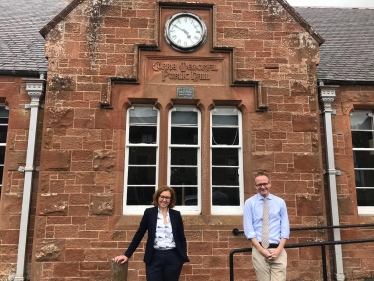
[0,0,373,281]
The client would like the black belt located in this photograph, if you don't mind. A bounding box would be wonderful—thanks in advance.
[260,243,279,249]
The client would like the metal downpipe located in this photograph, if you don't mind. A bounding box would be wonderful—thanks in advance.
[319,84,345,281]
[13,77,45,281]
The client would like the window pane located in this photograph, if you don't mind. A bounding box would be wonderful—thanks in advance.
[129,107,157,124]
[353,151,374,168]
[212,108,238,126]
[357,189,374,206]
[212,148,238,165]
[212,128,239,145]
[0,166,3,186]
[127,186,155,205]
[171,148,197,165]
[212,167,239,185]
[174,187,197,206]
[0,146,5,165]
[0,126,7,143]
[171,111,197,125]
[171,127,198,144]
[128,147,156,165]
[351,131,373,148]
[355,170,374,187]
[129,126,157,144]
[350,111,373,130]
[0,107,9,118]
[170,167,197,185]
[127,167,156,185]
[212,187,239,206]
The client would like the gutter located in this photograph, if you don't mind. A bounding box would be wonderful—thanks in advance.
[13,75,45,281]
[319,84,345,281]
[0,69,46,78]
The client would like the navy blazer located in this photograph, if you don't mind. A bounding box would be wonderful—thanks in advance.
[125,207,190,264]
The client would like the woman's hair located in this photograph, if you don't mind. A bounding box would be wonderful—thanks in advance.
[152,186,177,208]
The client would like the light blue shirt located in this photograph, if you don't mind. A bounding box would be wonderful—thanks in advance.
[153,208,176,250]
[244,193,290,244]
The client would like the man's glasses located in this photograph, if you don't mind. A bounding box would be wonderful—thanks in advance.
[255,183,269,187]
[159,195,171,201]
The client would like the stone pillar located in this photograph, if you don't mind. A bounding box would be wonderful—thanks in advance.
[111,260,128,281]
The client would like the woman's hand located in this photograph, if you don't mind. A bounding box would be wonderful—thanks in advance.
[114,255,128,264]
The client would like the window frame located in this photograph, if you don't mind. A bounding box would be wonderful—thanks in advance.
[167,106,201,215]
[123,105,160,214]
[210,106,244,215]
[0,104,9,195]
[350,110,374,215]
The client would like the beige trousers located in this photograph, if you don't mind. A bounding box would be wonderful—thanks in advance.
[252,246,287,281]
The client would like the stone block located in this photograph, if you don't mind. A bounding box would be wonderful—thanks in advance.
[93,150,116,171]
[35,239,65,261]
[40,150,70,171]
[2,194,22,215]
[294,153,320,172]
[90,194,114,215]
[38,194,69,216]
[292,114,318,132]
[296,194,323,216]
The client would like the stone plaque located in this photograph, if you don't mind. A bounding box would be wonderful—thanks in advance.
[177,86,194,99]
[145,56,225,85]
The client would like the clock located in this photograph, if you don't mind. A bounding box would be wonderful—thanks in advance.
[164,12,207,52]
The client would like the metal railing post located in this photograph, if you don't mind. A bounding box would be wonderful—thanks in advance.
[321,245,327,281]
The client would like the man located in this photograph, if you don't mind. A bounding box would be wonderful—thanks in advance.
[243,172,290,281]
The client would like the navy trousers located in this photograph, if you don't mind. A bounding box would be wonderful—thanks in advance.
[146,248,184,281]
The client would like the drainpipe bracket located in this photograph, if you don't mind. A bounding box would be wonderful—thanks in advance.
[319,109,336,115]
[323,169,341,176]
[18,166,36,173]
[25,104,44,109]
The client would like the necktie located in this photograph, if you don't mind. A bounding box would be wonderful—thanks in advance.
[262,197,270,249]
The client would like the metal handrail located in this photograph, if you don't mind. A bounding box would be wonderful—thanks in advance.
[230,238,374,281]
[230,224,374,281]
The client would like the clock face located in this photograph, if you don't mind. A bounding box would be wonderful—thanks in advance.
[164,12,207,52]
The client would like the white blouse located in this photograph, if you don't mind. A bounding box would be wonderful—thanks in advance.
[153,208,176,250]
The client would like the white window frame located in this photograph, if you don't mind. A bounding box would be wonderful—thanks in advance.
[0,105,9,194]
[210,107,244,215]
[123,105,160,214]
[350,110,374,215]
[167,106,201,215]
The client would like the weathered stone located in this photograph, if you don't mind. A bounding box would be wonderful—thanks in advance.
[90,194,114,215]
[35,239,65,261]
[48,75,74,91]
[111,259,128,281]
[38,194,69,216]
[93,150,116,171]
[46,107,74,127]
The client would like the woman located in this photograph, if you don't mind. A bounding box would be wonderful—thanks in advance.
[114,186,189,281]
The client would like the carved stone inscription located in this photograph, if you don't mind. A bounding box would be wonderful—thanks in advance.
[146,58,225,85]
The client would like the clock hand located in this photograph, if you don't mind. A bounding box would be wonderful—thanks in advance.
[172,24,190,37]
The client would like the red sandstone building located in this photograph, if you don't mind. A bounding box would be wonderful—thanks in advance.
[1,0,374,280]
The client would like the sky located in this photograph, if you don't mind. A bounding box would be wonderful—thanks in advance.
[287,0,374,8]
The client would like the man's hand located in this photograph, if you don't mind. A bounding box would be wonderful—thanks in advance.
[268,248,282,260]
[260,248,273,260]
[114,255,128,264]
